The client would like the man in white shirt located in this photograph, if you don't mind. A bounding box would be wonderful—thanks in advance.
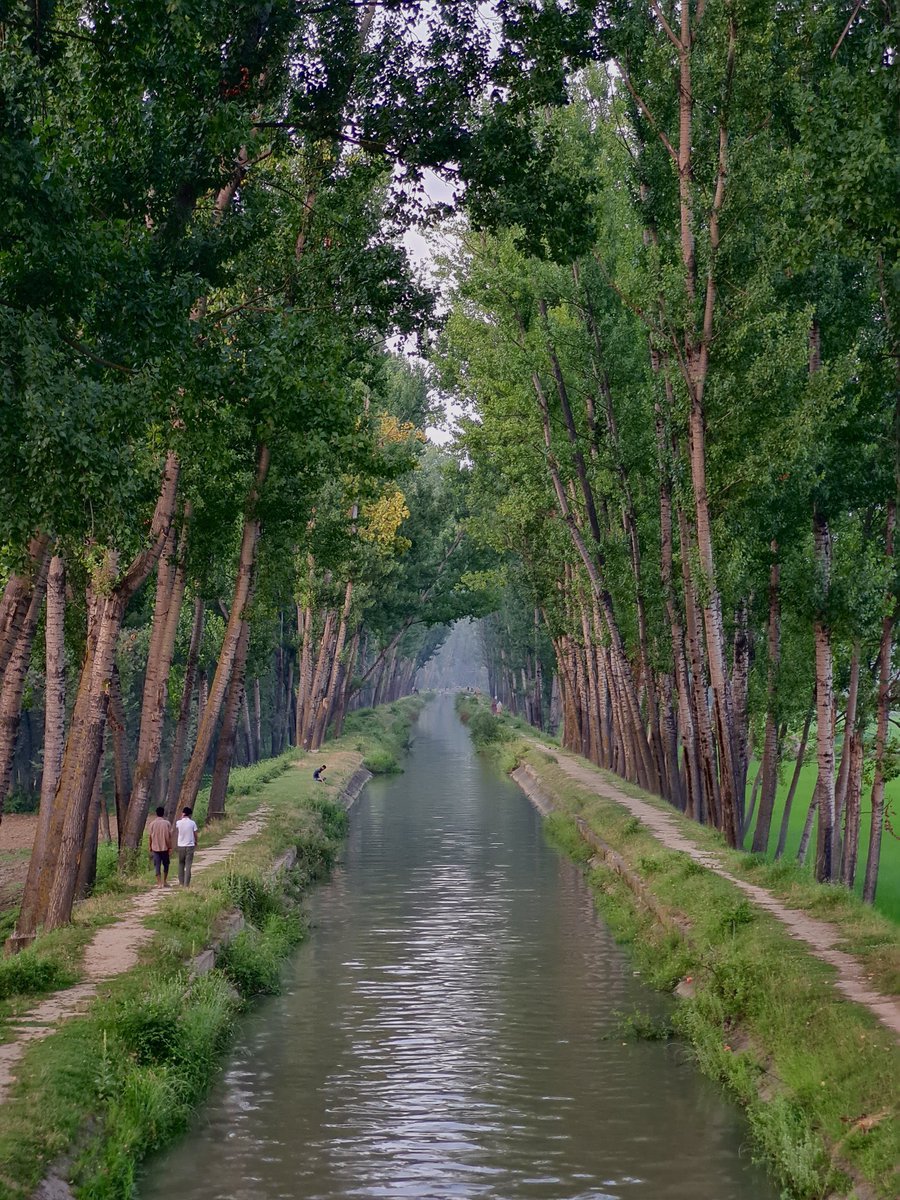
[175,806,199,887]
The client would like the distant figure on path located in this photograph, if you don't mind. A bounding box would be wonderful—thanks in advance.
[495,699,503,714]
[175,806,199,886]
[147,805,174,889]
[313,764,327,782]
[491,697,498,714]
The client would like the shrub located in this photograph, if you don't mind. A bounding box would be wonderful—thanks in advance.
[216,870,282,927]
[609,1008,675,1042]
[109,976,188,1065]
[363,747,400,774]
[468,709,511,747]
[0,947,74,1000]
[218,926,283,996]
[4,788,39,814]
[309,795,349,841]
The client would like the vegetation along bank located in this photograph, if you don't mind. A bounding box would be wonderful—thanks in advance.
[0,698,424,1200]
[457,695,899,1200]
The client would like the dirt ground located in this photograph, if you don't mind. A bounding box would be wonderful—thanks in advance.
[0,815,122,915]
[0,816,38,915]
[0,813,39,853]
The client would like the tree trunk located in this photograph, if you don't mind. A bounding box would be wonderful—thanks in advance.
[775,702,814,860]
[7,555,66,950]
[207,619,250,820]
[833,640,861,866]
[813,506,837,882]
[35,451,179,932]
[253,677,262,761]
[313,581,353,748]
[0,544,50,814]
[743,766,763,843]
[165,597,204,819]
[840,730,864,889]
[863,501,896,903]
[0,534,51,685]
[797,785,818,867]
[752,549,781,854]
[121,510,189,854]
[177,444,268,813]
[678,507,719,828]
[75,753,104,901]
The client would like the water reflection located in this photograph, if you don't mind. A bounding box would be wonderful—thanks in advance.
[141,695,774,1200]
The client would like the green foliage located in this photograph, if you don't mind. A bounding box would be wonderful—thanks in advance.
[468,709,513,748]
[217,915,302,998]
[216,871,283,929]
[362,747,401,774]
[0,947,74,1000]
[608,1009,675,1043]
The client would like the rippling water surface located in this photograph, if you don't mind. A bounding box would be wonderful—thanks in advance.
[141,695,775,1200]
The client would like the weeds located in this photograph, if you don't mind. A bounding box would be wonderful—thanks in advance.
[0,947,74,1000]
[608,1008,675,1042]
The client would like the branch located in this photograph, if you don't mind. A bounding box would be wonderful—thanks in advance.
[615,63,678,165]
[650,0,682,50]
[832,0,864,58]
[59,334,135,375]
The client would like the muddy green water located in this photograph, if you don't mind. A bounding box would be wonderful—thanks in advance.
[141,696,775,1200]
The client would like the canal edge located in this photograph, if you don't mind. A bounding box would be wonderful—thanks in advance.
[0,700,422,1200]
[503,751,898,1200]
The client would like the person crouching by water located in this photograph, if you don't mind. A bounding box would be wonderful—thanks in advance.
[313,764,327,782]
[175,806,199,887]
[147,805,174,889]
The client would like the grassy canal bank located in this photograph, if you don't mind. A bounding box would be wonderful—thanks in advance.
[0,697,424,1200]
[457,695,899,1200]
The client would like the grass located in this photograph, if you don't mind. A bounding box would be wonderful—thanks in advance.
[0,697,424,1200]
[460,704,900,1200]
[743,755,900,923]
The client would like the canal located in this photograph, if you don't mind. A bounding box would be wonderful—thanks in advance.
[141,695,775,1200]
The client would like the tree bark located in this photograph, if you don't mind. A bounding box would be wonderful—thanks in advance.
[775,702,813,860]
[863,501,896,903]
[0,544,50,815]
[7,555,66,950]
[0,534,51,685]
[207,620,250,820]
[165,597,204,819]
[253,676,262,761]
[37,452,180,931]
[177,444,269,813]
[121,509,189,854]
[107,665,132,844]
[75,752,104,901]
[752,549,781,854]
[313,580,353,749]
[840,729,863,889]
[813,506,837,882]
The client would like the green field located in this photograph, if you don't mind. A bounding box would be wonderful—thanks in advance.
[744,758,900,923]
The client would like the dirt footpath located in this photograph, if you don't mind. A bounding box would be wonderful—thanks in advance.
[0,806,270,1105]
[532,742,900,1042]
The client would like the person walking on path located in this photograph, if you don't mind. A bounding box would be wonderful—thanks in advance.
[175,806,199,887]
[147,806,174,889]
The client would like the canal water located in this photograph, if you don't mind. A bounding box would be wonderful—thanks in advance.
[141,695,775,1200]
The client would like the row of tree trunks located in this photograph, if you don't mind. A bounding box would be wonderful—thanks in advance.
[176,444,269,817]
[164,597,205,819]
[121,509,190,853]
[13,452,180,939]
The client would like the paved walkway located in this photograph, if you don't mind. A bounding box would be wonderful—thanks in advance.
[531,742,900,1041]
[0,807,269,1104]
